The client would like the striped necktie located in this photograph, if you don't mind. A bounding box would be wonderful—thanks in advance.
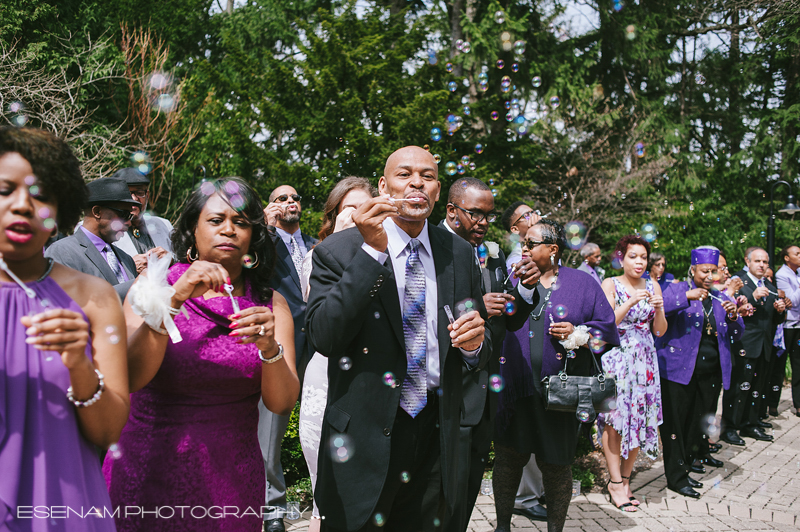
[289,235,303,275]
[400,239,427,417]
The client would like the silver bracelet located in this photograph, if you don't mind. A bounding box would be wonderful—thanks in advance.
[67,368,105,408]
[259,342,284,364]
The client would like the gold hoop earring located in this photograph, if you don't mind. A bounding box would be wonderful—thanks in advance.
[187,246,199,263]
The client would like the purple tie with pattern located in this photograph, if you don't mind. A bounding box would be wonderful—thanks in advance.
[400,239,427,417]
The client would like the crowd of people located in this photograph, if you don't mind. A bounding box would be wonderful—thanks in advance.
[1,126,797,532]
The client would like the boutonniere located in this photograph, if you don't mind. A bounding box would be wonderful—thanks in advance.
[484,241,500,259]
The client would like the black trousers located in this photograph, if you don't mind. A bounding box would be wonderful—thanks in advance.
[764,346,785,411]
[322,396,445,532]
[661,375,711,490]
[722,351,768,432]
[445,401,492,532]
[695,371,722,456]
[784,328,800,409]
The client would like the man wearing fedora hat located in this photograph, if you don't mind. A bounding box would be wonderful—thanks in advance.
[111,167,174,273]
[45,177,139,300]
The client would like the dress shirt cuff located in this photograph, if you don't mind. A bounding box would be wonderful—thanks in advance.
[461,343,482,369]
[361,242,389,264]
[517,282,535,304]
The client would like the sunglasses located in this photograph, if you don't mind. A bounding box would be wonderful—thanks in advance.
[105,206,135,222]
[522,239,551,250]
[275,194,302,203]
[449,204,498,224]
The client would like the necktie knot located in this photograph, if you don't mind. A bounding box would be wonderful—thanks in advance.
[408,238,420,255]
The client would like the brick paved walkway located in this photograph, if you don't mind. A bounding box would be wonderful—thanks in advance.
[285,388,800,532]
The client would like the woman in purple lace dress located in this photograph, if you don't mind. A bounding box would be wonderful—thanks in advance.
[0,127,130,531]
[103,178,300,531]
[598,235,667,512]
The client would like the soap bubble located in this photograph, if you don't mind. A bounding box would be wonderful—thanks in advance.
[577,410,591,422]
[383,372,397,387]
[200,181,216,196]
[8,102,28,126]
[529,330,535,338]
[514,40,526,55]
[752,391,759,398]
[504,301,517,315]
[430,128,442,142]
[494,10,505,24]
[447,81,458,92]
[400,471,410,483]
[555,305,568,318]
[489,374,505,392]
[148,71,172,91]
[445,161,457,176]
[511,63,519,72]
[532,76,542,88]
[462,42,472,53]
[456,164,466,175]
[490,111,499,121]
[496,59,505,69]
[329,433,354,463]
[463,105,471,115]
[240,254,255,267]
[739,349,746,356]
[455,298,477,318]
[701,414,721,439]
[433,153,442,163]
[626,25,636,40]
[153,93,177,112]
[696,74,706,85]
[499,356,506,364]
[339,357,352,371]
[427,49,438,65]
[469,162,476,171]
[108,443,123,460]
[475,143,484,154]
[445,62,453,73]
[564,221,587,250]
[635,142,646,158]
[740,382,751,391]
[131,151,152,174]
[641,223,657,242]
[549,96,561,109]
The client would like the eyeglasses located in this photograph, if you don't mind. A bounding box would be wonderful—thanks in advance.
[105,206,135,222]
[450,204,497,223]
[512,210,535,227]
[129,187,148,198]
[275,194,302,203]
[522,239,551,250]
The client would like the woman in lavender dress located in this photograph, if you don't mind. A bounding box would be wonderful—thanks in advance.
[598,235,667,512]
[0,127,130,531]
[103,178,300,531]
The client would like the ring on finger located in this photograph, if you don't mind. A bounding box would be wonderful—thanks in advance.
[258,325,266,337]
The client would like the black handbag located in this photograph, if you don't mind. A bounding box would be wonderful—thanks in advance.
[541,350,616,423]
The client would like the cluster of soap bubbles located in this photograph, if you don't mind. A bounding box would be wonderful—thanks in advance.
[7,102,28,127]
[489,374,505,392]
[108,443,123,460]
[454,39,472,54]
[131,151,152,175]
[329,433,354,463]
[495,10,505,24]
[383,372,397,388]
[641,223,658,243]
[147,71,178,113]
[339,356,352,371]
[224,180,247,211]
[456,298,476,318]
[625,25,636,40]
[445,113,464,136]
[701,414,721,439]
[565,221,587,250]
[635,142,646,158]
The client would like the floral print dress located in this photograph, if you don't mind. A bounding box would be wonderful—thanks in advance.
[597,277,663,459]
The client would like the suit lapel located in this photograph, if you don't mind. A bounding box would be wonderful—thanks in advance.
[376,255,406,350]
[430,226,454,369]
[273,232,302,290]
[75,229,118,285]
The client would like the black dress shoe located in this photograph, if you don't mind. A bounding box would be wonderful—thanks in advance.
[669,485,701,498]
[756,420,773,429]
[687,476,703,488]
[699,456,723,468]
[690,464,706,474]
[720,431,746,446]
[512,505,548,522]
[740,426,774,441]
[708,442,723,451]
[264,518,286,532]
[769,407,779,417]
[707,446,720,454]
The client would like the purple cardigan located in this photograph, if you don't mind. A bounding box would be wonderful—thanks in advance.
[497,267,620,427]
[655,281,745,389]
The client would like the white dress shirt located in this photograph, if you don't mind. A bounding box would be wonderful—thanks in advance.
[361,218,479,389]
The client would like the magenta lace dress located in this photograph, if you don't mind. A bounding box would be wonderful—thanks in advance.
[103,263,271,531]
[597,278,663,459]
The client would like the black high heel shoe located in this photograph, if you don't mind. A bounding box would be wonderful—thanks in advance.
[621,475,640,506]
[607,480,637,512]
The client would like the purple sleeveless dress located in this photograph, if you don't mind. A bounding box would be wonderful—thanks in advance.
[103,263,271,531]
[1,276,116,531]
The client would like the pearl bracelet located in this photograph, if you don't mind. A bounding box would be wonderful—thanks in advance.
[259,342,284,364]
[67,368,105,408]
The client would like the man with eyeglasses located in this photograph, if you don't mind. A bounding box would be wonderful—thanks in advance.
[501,201,541,271]
[46,177,139,300]
[260,184,318,532]
[110,167,174,273]
[438,178,546,529]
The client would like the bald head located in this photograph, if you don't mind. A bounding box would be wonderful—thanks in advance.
[383,146,438,179]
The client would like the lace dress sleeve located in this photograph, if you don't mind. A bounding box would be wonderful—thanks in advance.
[300,249,314,303]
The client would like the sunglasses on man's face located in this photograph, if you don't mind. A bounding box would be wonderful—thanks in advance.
[275,194,302,203]
[105,206,135,222]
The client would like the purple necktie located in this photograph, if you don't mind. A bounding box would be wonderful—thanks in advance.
[400,239,427,417]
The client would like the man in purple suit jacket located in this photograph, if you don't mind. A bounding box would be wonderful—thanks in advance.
[655,247,744,499]
[576,243,604,285]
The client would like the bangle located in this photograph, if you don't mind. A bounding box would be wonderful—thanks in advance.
[259,342,284,364]
[67,368,105,408]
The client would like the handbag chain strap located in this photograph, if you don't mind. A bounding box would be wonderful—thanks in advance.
[558,345,605,382]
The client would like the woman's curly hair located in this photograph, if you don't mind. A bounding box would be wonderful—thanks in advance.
[172,178,276,303]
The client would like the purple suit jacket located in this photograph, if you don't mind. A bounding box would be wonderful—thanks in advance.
[655,281,744,389]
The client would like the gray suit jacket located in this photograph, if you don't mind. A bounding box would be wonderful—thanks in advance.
[45,228,138,300]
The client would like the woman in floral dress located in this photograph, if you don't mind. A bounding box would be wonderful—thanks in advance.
[598,235,667,512]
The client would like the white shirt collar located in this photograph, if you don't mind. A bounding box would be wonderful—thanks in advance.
[384,217,431,260]
[747,270,762,285]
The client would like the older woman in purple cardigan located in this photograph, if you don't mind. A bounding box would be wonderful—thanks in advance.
[492,220,619,532]
[656,246,744,498]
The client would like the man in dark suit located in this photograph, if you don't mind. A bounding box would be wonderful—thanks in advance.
[45,177,138,300]
[307,146,491,532]
[439,178,545,530]
[259,184,318,532]
[721,247,786,445]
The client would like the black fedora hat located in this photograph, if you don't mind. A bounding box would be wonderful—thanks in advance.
[112,167,150,186]
[86,178,141,207]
